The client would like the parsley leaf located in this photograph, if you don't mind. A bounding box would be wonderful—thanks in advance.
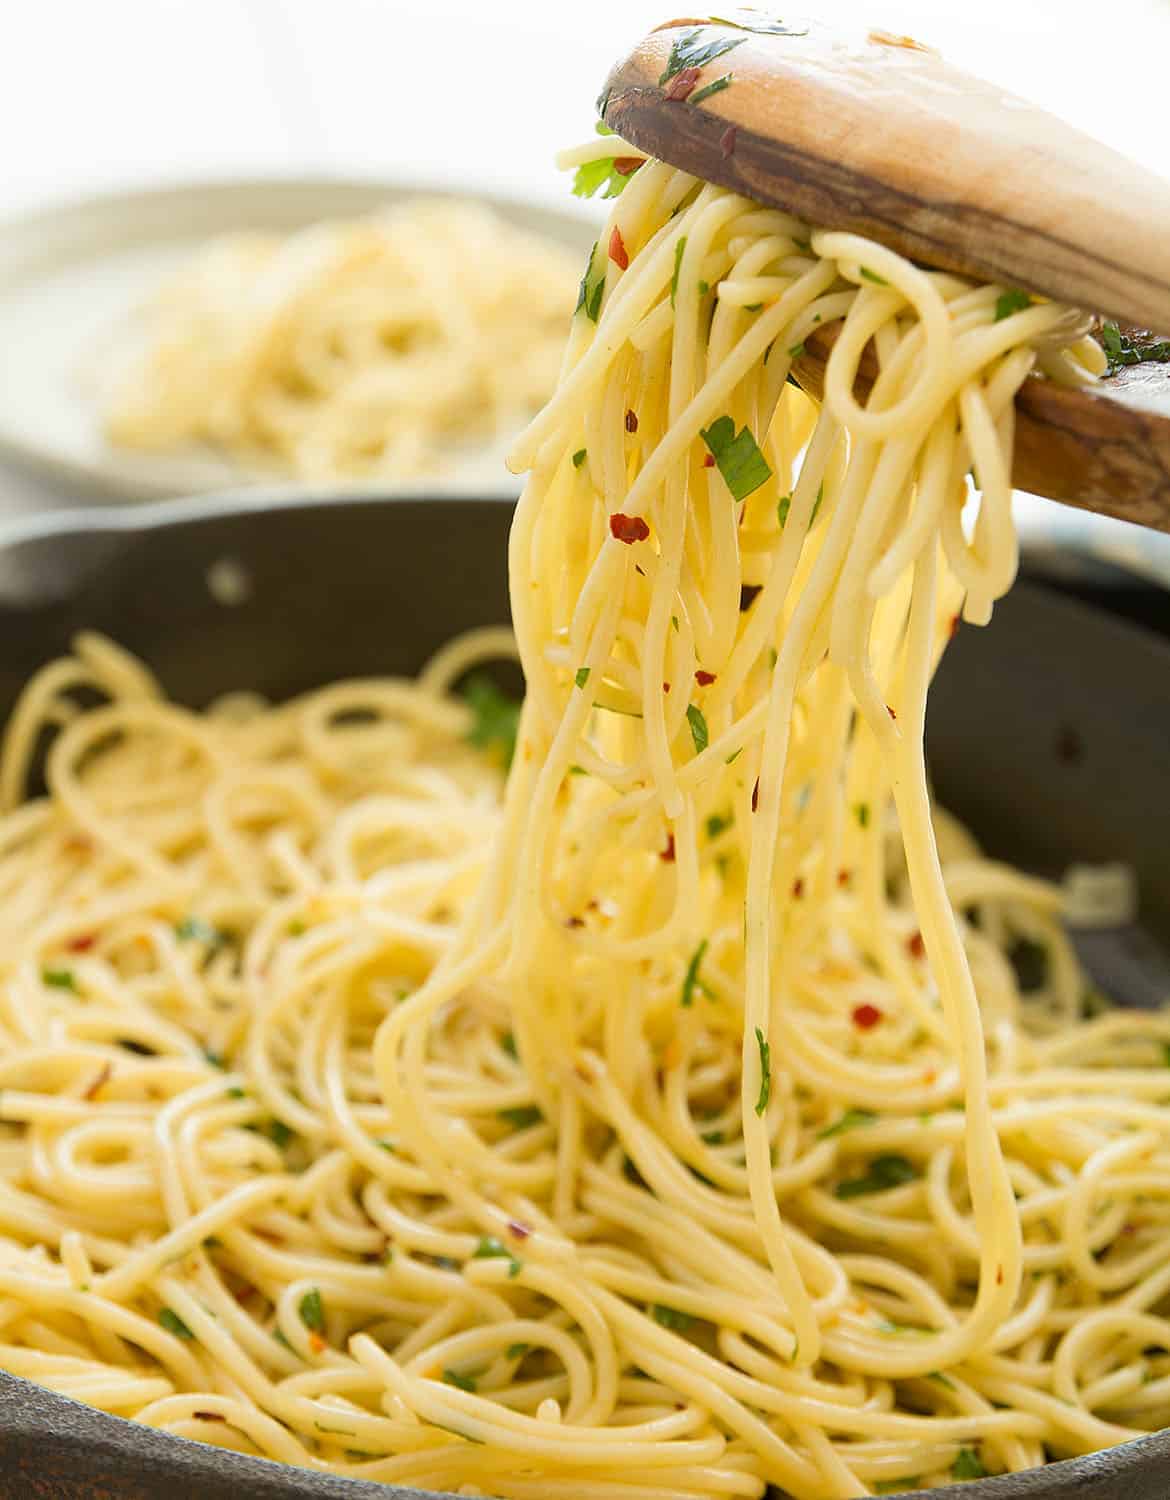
[42,968,77,991]
[460,673,521,769]
[443,1367,477,1392]
[817,1109,877,1140]
[855,802,870,828]
[506,1341,530,1358]
[681,938,712,1007]
[501,1030,518,1060]
[472,1236,521,1277]
[572,448,587,468]
[298,1288,325,1333]
[574,245,606,322]
[671,236,687,308]
[860,266,888,285]
[994,288,1032,321]
[705,811,732,838]
[686,703,709,754]
[572,157,631,200]
[952,1448,988,1480]
[575,667,591,689]
[777,494,791,528]
[754,1027,771,1115]
[175,915,222,945]
[689,74,733,105]
[159,1307,195,1340]
[498,1105,543,1130]
[1099,320,1170,376]
[700,415,772,501]
[835,1154,917,1199]
[595,120,615,136]
[658,27,745,84]
[651,1303,693,1331]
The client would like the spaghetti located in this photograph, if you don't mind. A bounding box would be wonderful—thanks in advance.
[2,137,1169,1500]
[104,199,580,483]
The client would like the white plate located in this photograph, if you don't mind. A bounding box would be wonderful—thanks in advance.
[0,178,596,503]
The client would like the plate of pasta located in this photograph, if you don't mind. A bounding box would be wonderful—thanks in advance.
[0,179,594,501]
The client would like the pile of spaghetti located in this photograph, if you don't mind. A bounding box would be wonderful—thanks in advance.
[104,199,580,482]
[4,131,1170,1500]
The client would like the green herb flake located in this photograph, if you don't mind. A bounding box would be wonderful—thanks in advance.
[671,236,687,307]
[686,703,709,755]
[811,481,824,523]
[571,157,632,201]
[860,266,888,285]
[928,1370,956,1389]
[159,1307,195,1340]
[42,968,77,991]
[817,1108,877,1140]
[697,279,710,296]
[273,1326,294,1351]
[701,1127,724,1145]
[572,448,587,468]
[595,120,615,136]
[952,1447,988,1480]
[777,494,791,529]
[498,1105,543,1130]
[265,1118,293,1150]
[658,26,745,84]
[1099,320,1170,376]
[671,614,680,632]
[705,811,732,839]
[994,288,1032,321]
[175,916,221,945]
[700,415,772,502]
[681,938,712,1007]
[298,1287,325,1333]
[787,341,805,359]
[574,667,591,690]
[501,1030,518,1060]
[574,245,607,322]
[460,673,521,769]
[651,1303,694,1331]
[506,1342,530,1359]
[855,802,870,829]
[226,1085,246,1100]
[689,73,733,105]
[754,1027,772,1116]
[725,747,743,764]
[835,1153,917,1199]
[443,1367,478,1392]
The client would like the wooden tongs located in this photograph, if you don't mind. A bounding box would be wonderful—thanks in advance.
[599,14,1170,531]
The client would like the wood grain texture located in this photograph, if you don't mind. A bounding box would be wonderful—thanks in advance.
[600,17,1170,531]
[600,18,1170,329]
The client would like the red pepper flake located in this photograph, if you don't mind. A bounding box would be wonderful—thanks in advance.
[610,513,649,544]
[507,1218,532,1242]
[83,1062,113,1100]
[751,778,760,813]
[625,408,639,434]
[67,934,96,952]
[792,878,804,899]
[694,670,716,686]
[308,1332,326,1354]
[950,614,961,639]
[739,584,762,612]
[906,931,925,959]
[608,226,629,270]
[852,1003,883,1031]
[193,1411,226,1423]
[837,868,852,888]
[613,156,643,176]
[995,1263,1004,1285]
[703,454,715,467]
[663,682,671,694]
[720,124,738,158]
[922,1068,937,1086]
[661,833,676,863]
[664,66,701,101]
[887,705,897,721]
[64,835,93,856]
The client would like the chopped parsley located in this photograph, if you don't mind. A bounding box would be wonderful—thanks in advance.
[700,415,772,501]
[817,1109,877,1140]
[506,1342,530,1359]
[501,1030,518,1060]
[651,1303,694,1331]
[855,802,870,828]
[572,157,633,200]
[681,939,712,1007]
[689,73,733,105]
[754,1027,771,1115]
[686,703,709,754]
[42,968,77,991]
[574,666,591,689]
[595,120,614,136]
[671,236,687,307]
[658,26,745,85]
[725,747,743,764]
[498,1105,543,1130]
[159,1307,195,1340]
[1099,320,1170,376]
[859,266,888,285]
[443,1367,478,1392]
[835,1153,917,1199]
[777,494,791,528]
[811,482,824,523]
[788,340,805,358]
[575,245,606,322]
[705,811,733,838]
[175,915,223,945]
[460,673,521,769]
[952,1448,988,1480]
[994,288,1032,321]
[298,1288,325,1333]
[472,1236,522,1277]
[572,447,587,468]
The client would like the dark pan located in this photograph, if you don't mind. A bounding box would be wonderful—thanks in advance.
[0,491,1168,1500]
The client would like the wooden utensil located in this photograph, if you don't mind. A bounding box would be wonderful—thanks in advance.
[599,16,1170,532]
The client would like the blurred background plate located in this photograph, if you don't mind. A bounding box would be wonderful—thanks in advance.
[0,178,596,503]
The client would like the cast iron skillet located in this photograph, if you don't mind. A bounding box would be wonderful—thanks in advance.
[1,492,1169,1500]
